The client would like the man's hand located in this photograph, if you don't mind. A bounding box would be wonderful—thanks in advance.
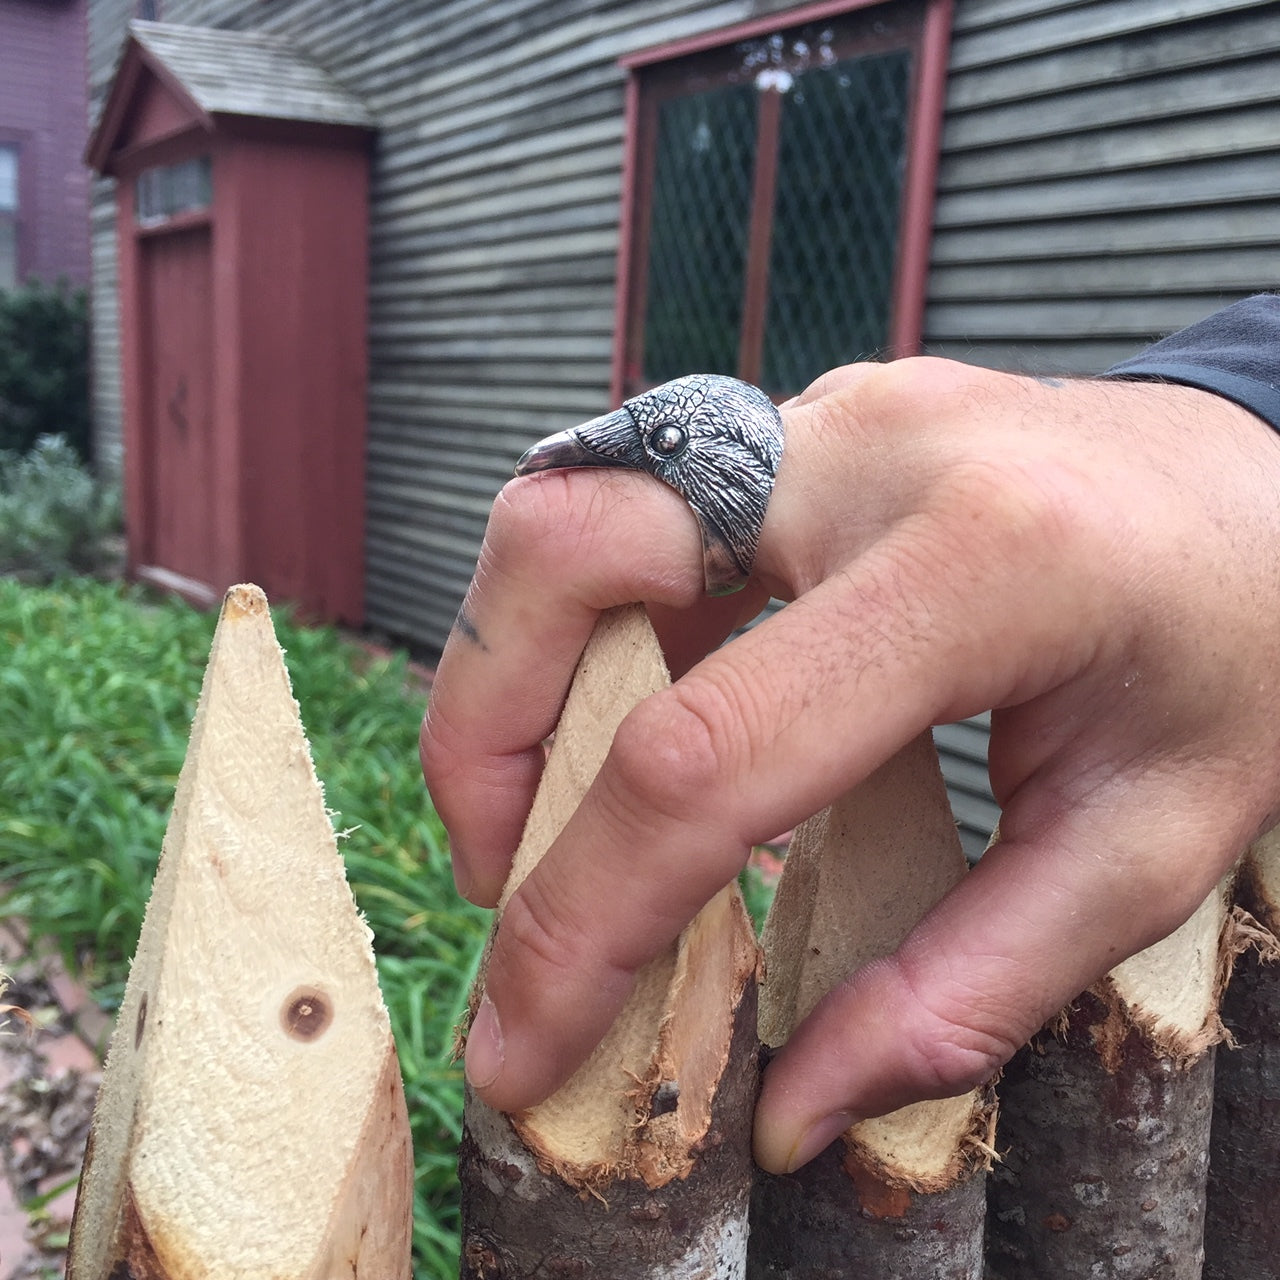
[420,358,1280,1173]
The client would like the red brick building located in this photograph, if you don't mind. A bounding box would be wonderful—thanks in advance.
[0,0,91,289]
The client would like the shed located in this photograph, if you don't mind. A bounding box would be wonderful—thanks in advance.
[86,21,374,624]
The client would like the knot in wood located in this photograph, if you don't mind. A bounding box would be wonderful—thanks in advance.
[462,1235,505,1279]
[281,985,333,1041]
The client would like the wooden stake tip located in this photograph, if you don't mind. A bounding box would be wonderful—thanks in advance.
[221,583,270,620]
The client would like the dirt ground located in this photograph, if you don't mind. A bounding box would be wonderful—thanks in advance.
[0,924,105,1280]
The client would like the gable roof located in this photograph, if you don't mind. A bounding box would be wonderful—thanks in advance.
[129,21,373,127]
[87,20,373,172]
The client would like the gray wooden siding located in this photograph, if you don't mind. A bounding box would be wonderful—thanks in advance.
[86,0,1280,855]
[86,0,136,476]
[928,0,1280,374]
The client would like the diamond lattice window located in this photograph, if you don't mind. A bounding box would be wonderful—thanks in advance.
[620,0,946,401]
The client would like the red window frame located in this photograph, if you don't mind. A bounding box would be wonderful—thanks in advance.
[611,0,953,405]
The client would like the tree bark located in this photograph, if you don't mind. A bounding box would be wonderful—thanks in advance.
[750,733,993,1280]
[459,975,757,1279]
[748,1121,987,1279]
[1204,829,1280,1280]
[458,606,760,1278]
[67,585,414,1280]
[987,881,1231,1280]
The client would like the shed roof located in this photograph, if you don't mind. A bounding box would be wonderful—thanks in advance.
[87,20,374,171]
[127,20,374,128]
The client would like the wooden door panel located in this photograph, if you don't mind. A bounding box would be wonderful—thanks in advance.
[140,226,215,586]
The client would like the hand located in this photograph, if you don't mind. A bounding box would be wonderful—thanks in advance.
[420,357,1280,1173]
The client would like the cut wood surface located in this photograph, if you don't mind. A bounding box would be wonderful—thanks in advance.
[66,584,413,1280]
[751,732,991,1279]
[459,605,759,1279]
[1204,827,1280,1279]
[987,876,1232,1280]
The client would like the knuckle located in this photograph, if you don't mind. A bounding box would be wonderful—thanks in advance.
[928,449,1105,579]
[484,472,704,607]
[873,956,1019,1098]
[860,355,993,416]
[493,875,641,1010]
[418,697,461,785]
[495,875,588,985]
[603,685,727,827]
[484,473,583,573]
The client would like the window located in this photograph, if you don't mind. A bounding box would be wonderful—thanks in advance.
[616,0,951,401]
[0,144,18,290]
[136,155,212,226]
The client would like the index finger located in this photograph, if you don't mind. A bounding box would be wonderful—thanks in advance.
[420,465,765,906]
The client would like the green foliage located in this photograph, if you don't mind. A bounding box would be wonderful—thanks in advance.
[0,437,122,581]
[739,861,777,934]
[0,280,91,460]
[0,578,488,1276]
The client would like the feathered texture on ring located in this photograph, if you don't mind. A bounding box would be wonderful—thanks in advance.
[515,374,784,594]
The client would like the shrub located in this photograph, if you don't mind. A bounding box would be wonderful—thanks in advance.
[0,279,91,460]
[0,436,122,581]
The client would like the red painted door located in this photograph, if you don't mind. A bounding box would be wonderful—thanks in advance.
[139,226,216,588]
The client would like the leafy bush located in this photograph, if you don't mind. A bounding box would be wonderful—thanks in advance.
[0,280,91,460]
[0,579,487,1276]
[0,436,122,581]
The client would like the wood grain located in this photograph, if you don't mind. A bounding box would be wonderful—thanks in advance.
[66,585,413,1280]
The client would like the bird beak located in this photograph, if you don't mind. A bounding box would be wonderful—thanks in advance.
[515,409,636,476]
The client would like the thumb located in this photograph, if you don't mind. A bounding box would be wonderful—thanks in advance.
[751,791,1230,1174]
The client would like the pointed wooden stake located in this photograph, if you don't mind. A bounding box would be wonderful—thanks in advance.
[988,875,1231,1279]
[66,585,414,1280]
[459,605,760,1279]
[750,733,991,1279]
[1204,826,1280,1279]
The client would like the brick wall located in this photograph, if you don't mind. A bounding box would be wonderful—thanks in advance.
[0,0,90,287]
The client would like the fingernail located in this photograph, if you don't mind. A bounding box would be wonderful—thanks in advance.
[785,1109,859,1173]
[465,996,504,1090]
[451,857,473,901]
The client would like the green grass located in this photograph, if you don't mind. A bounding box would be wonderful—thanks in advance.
[0,576,488,1277]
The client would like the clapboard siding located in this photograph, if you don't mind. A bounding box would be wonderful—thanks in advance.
[932,201,1280,263]
[88,197,123,472]
[946,57,1280,148]
[949,0,1268,69]
[942,105,1280,188]
[926,1,1280,376]
[932,246,1280,300]
[934,717,999,860]
[85,0,1280,853]
[85,0,136,478]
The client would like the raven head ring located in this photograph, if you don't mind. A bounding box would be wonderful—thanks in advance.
[515,374,784,595]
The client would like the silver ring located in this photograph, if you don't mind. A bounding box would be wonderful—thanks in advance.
[514,374,784,595]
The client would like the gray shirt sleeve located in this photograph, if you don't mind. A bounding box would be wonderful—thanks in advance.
[1102,293,1280,433]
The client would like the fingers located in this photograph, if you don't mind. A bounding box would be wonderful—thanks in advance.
[752,771,1237,1173]
[421,466,708,905]
[462,492,1102,1112]
[465,724,749,1107]
[425,357,957,906]
[433,358,1280,1147]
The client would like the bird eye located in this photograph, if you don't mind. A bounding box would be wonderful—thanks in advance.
[648,424,687,457]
